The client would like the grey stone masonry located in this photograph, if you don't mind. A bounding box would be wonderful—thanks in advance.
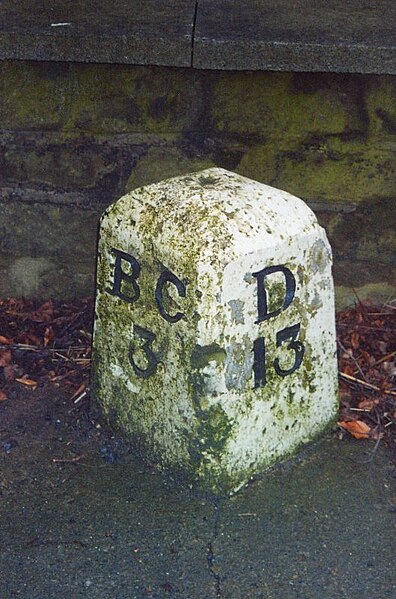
[0,0,395,73]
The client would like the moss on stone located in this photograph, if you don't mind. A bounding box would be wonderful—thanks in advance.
[335,283,396,310]
[190,344,227,369]
[365,75,396,136]
[0,58,395,311]
[0,61,204,136]
[64,64,204,135]
[197,405,234,454]
[327,198,396,272]
[210,72,365,140]
[0,61,70,130]
[274,138,395,202]
[236,143,279,185]
[125,147,215,192]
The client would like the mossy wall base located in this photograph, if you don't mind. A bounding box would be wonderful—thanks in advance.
[0,62,394,304]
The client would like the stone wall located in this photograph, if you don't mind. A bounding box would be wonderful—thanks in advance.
[0,61,395,306]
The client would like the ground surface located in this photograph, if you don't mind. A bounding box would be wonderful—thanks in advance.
[0,298,395,597]
[0,382,395,599]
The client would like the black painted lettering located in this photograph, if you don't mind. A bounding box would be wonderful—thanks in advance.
[252,265,296,323]
[274,323,305,377]
[155,270,187,323]
[108,248,140,303]
[253,337,266,388]
[129,325,159,378]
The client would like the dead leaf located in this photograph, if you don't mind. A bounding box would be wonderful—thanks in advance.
[20,333,41,347]
[338,420,371,439]
[343,364,355,376]
[0,349,12,367]
[71,383,86,401]
[357,399,376,410]
[351,332,360,349]
[0,390,7,401]
[29,301,54,323]
[339,388,352,406]
[15,377,38,389]
[43,326,54,347]
[0,335,12,345]
[382,361,396,378]
[3,365,15,382]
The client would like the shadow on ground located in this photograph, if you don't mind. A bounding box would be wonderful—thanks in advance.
[0,384,395,598]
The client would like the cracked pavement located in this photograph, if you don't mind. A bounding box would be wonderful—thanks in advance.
[1,384,395,598]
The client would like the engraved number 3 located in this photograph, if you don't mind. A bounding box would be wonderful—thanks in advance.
[274,323,305,377]
[129,325,159,378]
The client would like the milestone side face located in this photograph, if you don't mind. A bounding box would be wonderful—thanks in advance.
[92,168,338,494]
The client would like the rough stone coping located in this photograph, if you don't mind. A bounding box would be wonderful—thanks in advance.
[0,0,395,74]
[0,0,195,68]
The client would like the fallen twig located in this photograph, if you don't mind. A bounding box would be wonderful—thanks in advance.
[337,339,367,381]
[0,344,91,352]
[339,371,396,397]
[373,350,396,367]
[52,455,84,464]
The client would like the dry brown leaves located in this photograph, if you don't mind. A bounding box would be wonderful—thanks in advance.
[0,296,395,446]
[0,297,93,403]
[337,299,396,443]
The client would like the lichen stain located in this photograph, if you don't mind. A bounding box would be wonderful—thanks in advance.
[190,344,227,369]
[228,299,245,324]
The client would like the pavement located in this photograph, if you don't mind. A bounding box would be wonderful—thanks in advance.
[0,384,395,598]
[0,0,395,73]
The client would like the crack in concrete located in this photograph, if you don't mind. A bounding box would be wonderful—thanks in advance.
[206,499,222,598]
[190,1,199,68]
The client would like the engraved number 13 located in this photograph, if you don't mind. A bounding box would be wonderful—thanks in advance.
[253,323,305,388]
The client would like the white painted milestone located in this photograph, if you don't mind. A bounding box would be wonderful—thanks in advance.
[93,168,338,494]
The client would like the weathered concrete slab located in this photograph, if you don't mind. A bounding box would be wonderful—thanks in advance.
[216,437,396,598]
[93,168,338,494]
[193,0,396,73]
[0,387,216,599]
[1,384,395,598]
[0,0,196,66]
[0,1,395,73]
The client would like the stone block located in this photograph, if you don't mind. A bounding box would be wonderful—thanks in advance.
[125,147,215,192]
[0,61,68,131]
[0,62,204,135]
[365,75,396,136]
[0,132,145,195]
[0,202,99,298]
[64,65,204,135]
[210,72,364,139]
[93,168,338,494]
[272,138,396,203]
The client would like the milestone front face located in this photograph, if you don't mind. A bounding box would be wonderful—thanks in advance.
[93,168,338,494]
